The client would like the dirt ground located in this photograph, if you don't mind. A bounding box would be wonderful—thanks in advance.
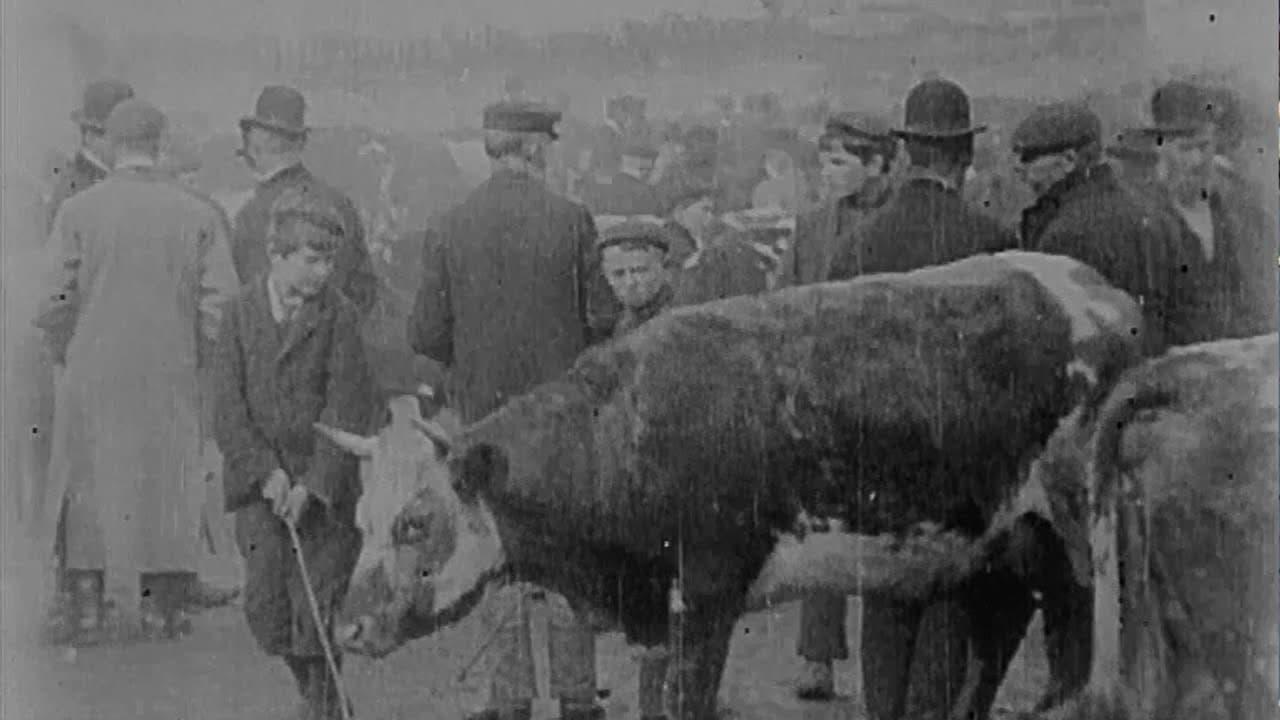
[9,594,1048,720]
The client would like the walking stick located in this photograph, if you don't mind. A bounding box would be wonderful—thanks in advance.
[284,518,355,720]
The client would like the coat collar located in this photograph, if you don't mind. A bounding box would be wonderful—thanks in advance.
[77,148,112,176]
[257,162,309,188]
[248,275,329,363]
[1021,163,1117,243]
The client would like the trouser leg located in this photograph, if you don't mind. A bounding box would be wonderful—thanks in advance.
[637,647,671,719]
[486,584,537,713]
[860,597,921,720]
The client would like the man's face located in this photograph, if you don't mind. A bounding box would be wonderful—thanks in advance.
[271,239,337,299]
[1014,150,1076,197]
[675,197,715,237]
[602,245,667,309]
[819,144,877,200]
[1158,129,1214,202]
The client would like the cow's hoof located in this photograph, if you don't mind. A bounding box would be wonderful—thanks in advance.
[793,660,835,701]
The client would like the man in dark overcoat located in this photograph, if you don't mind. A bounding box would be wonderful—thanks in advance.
[1140,81,1275,341]
[45,79,135,232]
[407,100,611,720]
[213,188,375,720]
[230,85,377,316]
[1014,101,1200,355]
[824,78,1022,720]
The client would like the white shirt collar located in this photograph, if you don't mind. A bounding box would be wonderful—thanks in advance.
[80,148,112,174]
[266,275,302,324]
[114,154,156,171]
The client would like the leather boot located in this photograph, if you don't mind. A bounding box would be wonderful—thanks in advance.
[794,659,835,700]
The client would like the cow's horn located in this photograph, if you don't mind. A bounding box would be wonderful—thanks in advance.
[314,423,378,457]
[411,416,454,452]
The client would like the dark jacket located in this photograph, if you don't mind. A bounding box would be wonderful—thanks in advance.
[674,230,781,305]
[231,163,378,315]
[213,278,375,522]
[46,151,110,233]
[408,169,610,423]
[785,178,893,286]
[1177,172,1277,341]
[828,173,1020,281]
[1020,163,1193,356]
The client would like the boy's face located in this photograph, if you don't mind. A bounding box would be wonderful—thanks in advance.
[819,144,879,200]
[270,238,337,300]
[602,245,667,310]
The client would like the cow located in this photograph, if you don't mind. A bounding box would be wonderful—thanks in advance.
[319,251,1145,720]
[1029,333,1279,720]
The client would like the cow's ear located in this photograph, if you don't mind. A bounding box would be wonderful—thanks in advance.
[315,423,378,457]
[456,443,506,499]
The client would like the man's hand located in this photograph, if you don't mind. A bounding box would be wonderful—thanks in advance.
[261,469,290,516]
[280,484,313,526]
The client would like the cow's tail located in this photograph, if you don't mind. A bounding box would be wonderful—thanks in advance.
[1045,375,1175,720]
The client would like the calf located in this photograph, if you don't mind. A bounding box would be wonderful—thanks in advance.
[1034,334,1279,720]
[323,251,1144,720]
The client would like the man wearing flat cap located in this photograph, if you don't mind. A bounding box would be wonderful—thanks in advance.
[230,85,376,317]
[408,99,610,720]
[46,79,136,233]
[36,98,240,645]
[825,77,1020,720]
[581,143,665,217]
[1141,81,1274,340]
[598,219,676,338]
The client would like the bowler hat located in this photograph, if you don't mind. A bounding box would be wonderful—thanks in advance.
[1142,81,1213,136]
[482,101,561,139]
[598,217,671,253]
[72,79,135,131]
[824,111,892,147]
[240,85,309,138]
[104,99,167,144]
[893,78,987,139]
[1011,102,1102,160]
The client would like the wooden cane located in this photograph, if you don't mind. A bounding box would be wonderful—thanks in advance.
[285,518,354,720]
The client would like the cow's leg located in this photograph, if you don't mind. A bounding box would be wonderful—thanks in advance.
[664,607,737,720]
[859,597,924,720]
[950,571,1037,720]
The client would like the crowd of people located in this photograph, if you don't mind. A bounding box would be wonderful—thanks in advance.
[20,62,1274,720]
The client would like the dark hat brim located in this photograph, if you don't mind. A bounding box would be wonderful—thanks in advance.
[239,116,309,138]
[1133,123,1206,137]
[891,123,988,139]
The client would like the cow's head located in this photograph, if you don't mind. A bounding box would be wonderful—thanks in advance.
[317,401,508,657]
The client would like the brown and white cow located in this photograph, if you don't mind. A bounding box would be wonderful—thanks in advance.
[1032,333,1279,720]
[320,251,1145,720]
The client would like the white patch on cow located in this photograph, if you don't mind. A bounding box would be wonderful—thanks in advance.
[429,496,506,613]
[994,251,1137,385]
[744,515,976,610]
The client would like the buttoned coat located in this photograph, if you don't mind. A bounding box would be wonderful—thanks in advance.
[408,169,609,424]
[212,279,374,656]
[782,178,894,287]
[36,167,240,617]
[231,163,378,315]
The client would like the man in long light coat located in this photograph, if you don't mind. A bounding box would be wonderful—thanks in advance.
[35,99,239,644]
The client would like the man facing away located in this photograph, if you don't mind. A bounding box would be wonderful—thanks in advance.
[213,187,375,720]
[45,79,135,233]
[825,78,1021,720]
[36,98,239,645]
[230,85,377,316]
[408,100,612,720]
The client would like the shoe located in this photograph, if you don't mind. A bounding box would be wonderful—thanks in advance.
[793,660,835,701]
[558,701,605,720]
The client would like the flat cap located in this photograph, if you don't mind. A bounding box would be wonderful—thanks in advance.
[1145,80,1214,135]
[824,111,892,146]
[1011,102,1102,158]
[482,100,561,139]
[73,79,136,131]
[104,99,167,143]
[270,185,346,239]
[597,217,671,253]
